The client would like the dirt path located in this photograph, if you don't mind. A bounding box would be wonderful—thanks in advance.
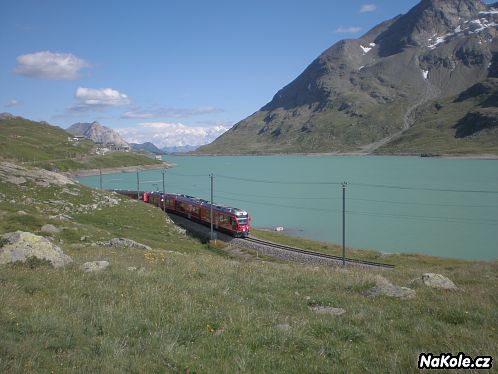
[360,79,441,153]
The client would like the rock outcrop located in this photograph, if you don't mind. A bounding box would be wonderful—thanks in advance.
[0,231,73,267]
[41,224,61,235]
[411,273,458,290]
[365,276,416,299]
[93,238,151,250]
[81,261,110,272]
[0,162,74,187]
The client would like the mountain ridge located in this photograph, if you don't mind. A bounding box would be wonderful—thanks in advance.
[67,121,129,147]
[197,0,498,155]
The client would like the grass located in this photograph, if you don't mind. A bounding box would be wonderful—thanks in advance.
[1,165,497,373]
[0,117,161,171]
[378,80,498,155]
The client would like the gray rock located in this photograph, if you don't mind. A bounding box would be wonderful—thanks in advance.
[41,224,61,234]
[0,231,73,267]
[412,273,458,290]
[365,284,416,299]
[96,237,151,250]
[17,210,28,216]
[81,261,110,272]
[310,305,346,315]
[62,188,80,196]
[0,162,74,187]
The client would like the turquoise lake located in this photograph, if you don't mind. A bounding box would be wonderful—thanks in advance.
[77,155,498,260]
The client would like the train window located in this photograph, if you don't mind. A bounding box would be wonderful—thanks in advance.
[230,217,236,226]
[237,215,248,225]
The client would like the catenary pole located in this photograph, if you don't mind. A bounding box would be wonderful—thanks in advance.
[210,173,214,241]
[136,168,140,200]
[162,169,166,212]
[342,182,347,266]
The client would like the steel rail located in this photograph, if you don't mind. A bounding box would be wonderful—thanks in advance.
[243,237,394,269]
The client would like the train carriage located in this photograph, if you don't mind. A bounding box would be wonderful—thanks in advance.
[115,190,250,237]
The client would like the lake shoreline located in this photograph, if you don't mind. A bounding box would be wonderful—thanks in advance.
[76,155,498,260]
[67,162,173,178]
[186,152,498,160]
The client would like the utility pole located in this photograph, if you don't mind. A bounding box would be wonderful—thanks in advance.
[342,182,347,266]
[99,169,103,190]
[210,173,214,241]
[162,169,166,212]
[136,168,140,200]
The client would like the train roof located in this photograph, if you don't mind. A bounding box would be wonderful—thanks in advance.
[115,190,248,216]
[162,192,248,216]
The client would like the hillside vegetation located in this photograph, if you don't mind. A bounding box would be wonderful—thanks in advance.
[0,116,161,171]
[0,161,497,372]
[378,79,498,155]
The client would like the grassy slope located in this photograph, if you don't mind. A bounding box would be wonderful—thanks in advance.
[197,79,498,156]
[0,117,161,171]
[196,98,409,155]
[0,166,497,373]
[375,80,498,155]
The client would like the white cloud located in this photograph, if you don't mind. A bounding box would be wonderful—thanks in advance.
[14,51,90,80]
[336,26,362,33]
[360,4,377,13]
[69,87,131,112]
[122,106,223,119]
[117,122,231,148]
[5,99,19,108]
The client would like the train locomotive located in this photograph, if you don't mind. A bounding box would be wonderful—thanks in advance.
[115,190,250,237]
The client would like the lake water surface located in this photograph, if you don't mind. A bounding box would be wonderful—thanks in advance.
[77,155,498,260]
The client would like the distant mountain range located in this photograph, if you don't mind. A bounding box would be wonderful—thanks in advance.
[67,122,129,146]
[130,142,163,154]
[162,145,200,154]
[197,0,498,155]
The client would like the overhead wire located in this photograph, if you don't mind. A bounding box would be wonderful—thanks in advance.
[351,182,498,194]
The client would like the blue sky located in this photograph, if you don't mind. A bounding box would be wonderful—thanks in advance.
[0,0,447,146]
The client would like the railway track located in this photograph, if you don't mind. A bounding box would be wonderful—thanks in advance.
[242,237,394,269]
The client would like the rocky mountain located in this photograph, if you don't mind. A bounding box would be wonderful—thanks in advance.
[130,142,163,154]
[197,0,498,155]
[67,121,129,146]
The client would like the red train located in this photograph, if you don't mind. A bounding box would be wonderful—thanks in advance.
[114,190,250,237]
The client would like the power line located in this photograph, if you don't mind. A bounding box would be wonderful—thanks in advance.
[217,174,342,185]
[168,171,208,177]
[214,188,498,209]
[170,172,498,194]
[349,210,498,226]
[351,182,498,194]
[218,196,335,213]
[217,195,498,226]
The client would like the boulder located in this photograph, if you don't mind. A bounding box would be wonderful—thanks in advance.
[365,284,416,299]
[411,273,458,290]
[95,237,151,250]
[41,224,61,234]
[0,231,73,268]
[81,261,110,272]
